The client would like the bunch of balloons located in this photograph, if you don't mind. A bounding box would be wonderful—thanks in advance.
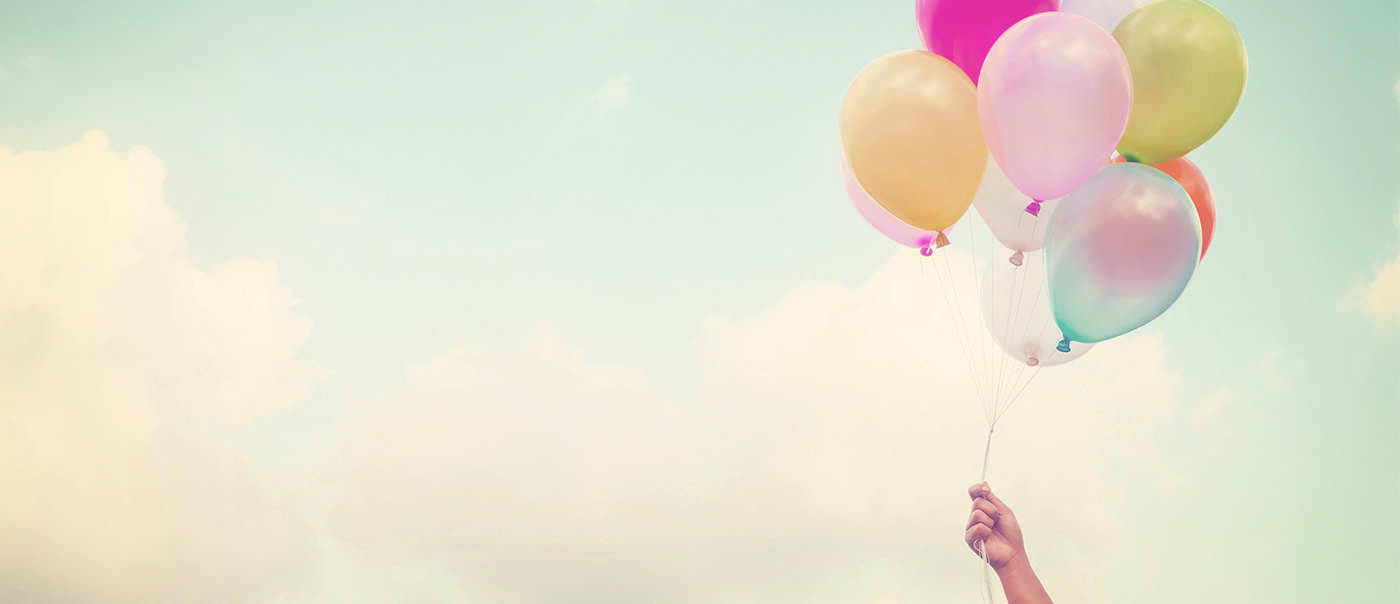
[840,0,1243,383]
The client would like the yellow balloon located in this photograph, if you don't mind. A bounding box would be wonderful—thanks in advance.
[1114,0,1247,165]
[839,50,986,233]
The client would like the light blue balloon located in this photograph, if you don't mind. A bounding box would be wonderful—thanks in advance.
[1045,163,1201,349]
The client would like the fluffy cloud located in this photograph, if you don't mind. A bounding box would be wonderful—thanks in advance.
[0,132,326,603]
[1340,204,1400,329]
[324,251,1183,603]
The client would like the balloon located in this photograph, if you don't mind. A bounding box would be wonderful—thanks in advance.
[841,155,950,252]
[977,13,1134,204]
[972,156,1061,255]
[1112,155,1216,259]
[1113,0,1247,165]
[1046,163,1201,347]
[1060,0,1145,32]
[915,0,1060,85]
[981,246,1093,367]
[840,50,986,234]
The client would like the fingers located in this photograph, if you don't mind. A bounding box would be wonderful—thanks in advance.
[971,497,999,522]
[965,523,992,552]
[968,482,990,501]
[983,488,1013,517]
[970,482,1014,516]
[966,509,994,531]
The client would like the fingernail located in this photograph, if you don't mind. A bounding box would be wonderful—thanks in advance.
[982,485,990,494]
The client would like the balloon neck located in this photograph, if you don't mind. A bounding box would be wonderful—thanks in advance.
[1026,356,1039,367]
[1008,250,1024,267]
[1056,337,1072,353]
[1024,200,1042,217]
[935,231,951,248]
[919,245,933,257]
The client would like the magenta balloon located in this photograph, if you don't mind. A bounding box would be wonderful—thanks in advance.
[841,156,947,249]
[977,13,1133,202]
[916,0,1060,84]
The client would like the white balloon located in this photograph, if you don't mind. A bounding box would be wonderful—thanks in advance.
[980,246,1092,368]
[1060,0,1147,34]
[972,156,1060,253]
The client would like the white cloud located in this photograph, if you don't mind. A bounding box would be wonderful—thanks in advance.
[595,74,632,111]
[322,251,1183,603]
[0,131,326,603]
[1340,204,1400,329]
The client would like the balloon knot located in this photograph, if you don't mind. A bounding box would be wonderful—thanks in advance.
[1008,250,1024,267]
[1056,337,1071,353]
[935,231,951,248]
[920,245,933,257]
[1026,356,1039,367]
[1024,200,1042,217]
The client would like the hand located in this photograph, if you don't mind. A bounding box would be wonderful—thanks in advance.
[964,482,1027,572]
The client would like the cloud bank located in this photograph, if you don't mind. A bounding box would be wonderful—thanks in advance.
[0,133,1195,604]
[324,252,1183,603]
[0,132,326,603]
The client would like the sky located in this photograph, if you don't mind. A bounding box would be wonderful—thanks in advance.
[0,0,1395,602]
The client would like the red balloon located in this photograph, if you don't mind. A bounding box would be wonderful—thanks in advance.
[1112,156,1216,260]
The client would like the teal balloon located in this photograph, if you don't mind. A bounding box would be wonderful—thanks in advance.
[1046,163,1201,345]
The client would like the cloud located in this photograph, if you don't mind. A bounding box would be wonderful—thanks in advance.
[322,251,1183,603]
[0,131,326,603]
[1340,204,1400,329]
[595,74,632,111]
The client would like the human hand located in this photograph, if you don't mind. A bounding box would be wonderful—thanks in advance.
[964,482,1027,572]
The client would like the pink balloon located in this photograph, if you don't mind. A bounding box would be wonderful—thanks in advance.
[916,0,1060,85]
[977,13,1133,203]
[841,156,948,251]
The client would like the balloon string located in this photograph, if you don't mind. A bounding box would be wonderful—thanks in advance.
[967,218,994,419]
[1015,221,1041,394]
[935,248,991,421]
[994,246,1025,415]
[978,427,997,604]
[996,347,1058,426]
[999,251,1057,423]
[929,252,989,420]
[980,427,994,481]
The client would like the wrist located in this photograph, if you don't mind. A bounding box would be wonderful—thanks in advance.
[995,552,1033,580]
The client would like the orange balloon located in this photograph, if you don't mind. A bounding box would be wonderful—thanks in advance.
[1112,156,1216,259]
[839,50,986,232]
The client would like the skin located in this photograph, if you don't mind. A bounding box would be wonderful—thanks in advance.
[965,482,1053,604]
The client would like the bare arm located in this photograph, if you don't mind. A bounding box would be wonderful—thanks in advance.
[965,482,1053,604]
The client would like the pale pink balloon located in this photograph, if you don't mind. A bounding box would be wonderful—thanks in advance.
[977,13,1133,203]
[841,156,949,251]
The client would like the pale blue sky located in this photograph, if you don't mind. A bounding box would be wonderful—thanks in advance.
[0,0,1392,395]
[0,0,1395,602]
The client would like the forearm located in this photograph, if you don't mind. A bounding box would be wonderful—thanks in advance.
[996,554,1053,604]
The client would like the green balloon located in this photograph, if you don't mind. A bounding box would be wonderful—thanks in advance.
[1113,0,1247,165]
